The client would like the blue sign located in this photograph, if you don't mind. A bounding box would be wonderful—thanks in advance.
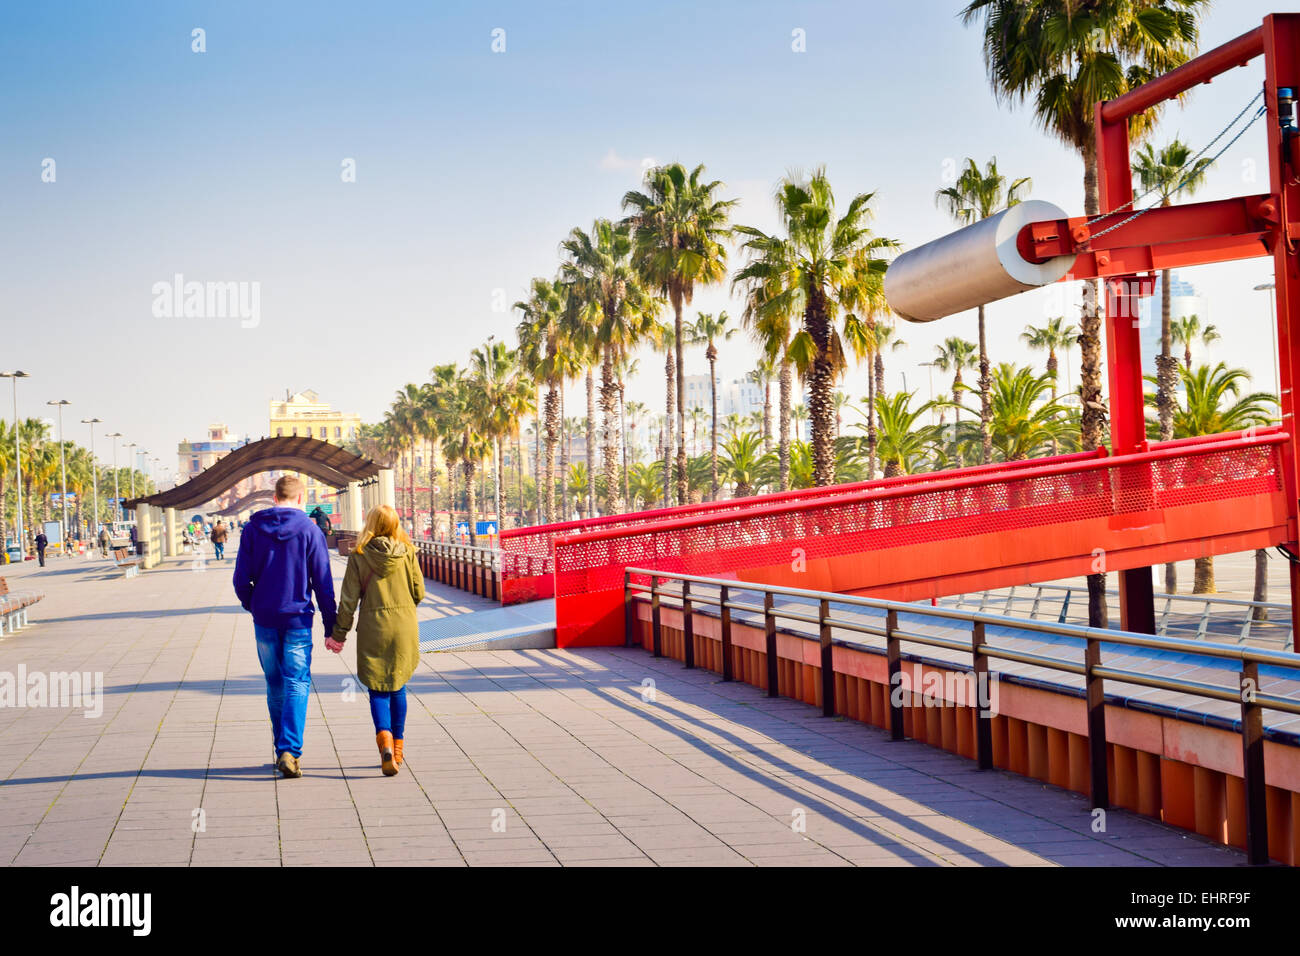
[455,521,499,537]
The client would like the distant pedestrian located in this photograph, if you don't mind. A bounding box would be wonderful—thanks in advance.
[327,504,423,777]
[210,520,228,561]
[129,524,138,555]
[233,475,336,779]
[98,526,110,557]
[35,531,47,567]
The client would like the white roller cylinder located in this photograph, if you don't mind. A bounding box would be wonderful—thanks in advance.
[885,199,1076,323]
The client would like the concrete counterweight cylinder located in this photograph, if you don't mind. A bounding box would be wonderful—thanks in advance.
[884,199,1077,323]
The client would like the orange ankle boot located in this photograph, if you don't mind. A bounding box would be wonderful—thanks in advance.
[393,739,404,768]
[376,731,398,776]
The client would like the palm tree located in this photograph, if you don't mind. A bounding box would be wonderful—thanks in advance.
[1020,316,1078,456]
[623,162,736,506]
[864,320,906,475]
[959,364,1075,461]
[718,432,768,498]
[1152,362,1276,593]
[469,340,529,533]
[863,391,943,477]
[388,384,426,531]
[515,277,567,524]
[733,169,897,485]
[964,0,1206,630]
[936,156,1031,465]
[931,337,979,467]
[689,310,737,500]
[1132,139,1214,444]
[560,219,659,516]
[1171,314,1219,371]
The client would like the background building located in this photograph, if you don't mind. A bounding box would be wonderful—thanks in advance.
[269,389,361,511]
[175,424,257,512]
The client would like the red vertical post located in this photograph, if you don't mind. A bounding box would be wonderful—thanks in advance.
[1262,14,1300,652]
[1095,101,1156,635]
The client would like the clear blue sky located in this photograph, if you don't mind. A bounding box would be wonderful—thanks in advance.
[1,0,1290,478]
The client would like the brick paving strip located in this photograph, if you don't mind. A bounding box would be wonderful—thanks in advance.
[0,539,1246,866]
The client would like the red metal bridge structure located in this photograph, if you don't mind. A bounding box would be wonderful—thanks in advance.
[492,15,1300,655]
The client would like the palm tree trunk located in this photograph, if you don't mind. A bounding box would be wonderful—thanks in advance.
[663,347,675,505]
[762,380,772,453]
[1081,146,1108,630]
[515,433,523,527]
[977,304,992,465]
[495,436,505,536]
[559,389,568,522]
[620,383,629,509]
[600,347,621,515]
[807,295,837,486]
[463,459,477,547]
[1193,555,1215,594]
[543,384,558,524]
[709,352,719,500]
[674,300,688,508]
[778,358,792,491]
[586,369,597,517]
[1252,549,1268,620]
[867,354,879,478]
[952,375,963,469]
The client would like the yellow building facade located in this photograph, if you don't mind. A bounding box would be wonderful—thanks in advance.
[268,389,362,511]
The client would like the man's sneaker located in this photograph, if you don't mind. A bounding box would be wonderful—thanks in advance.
[276,752,302,778]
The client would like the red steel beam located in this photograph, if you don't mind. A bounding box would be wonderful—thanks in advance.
[1100,27,1264,123]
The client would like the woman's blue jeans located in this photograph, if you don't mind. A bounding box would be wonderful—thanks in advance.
[368,687,407,739]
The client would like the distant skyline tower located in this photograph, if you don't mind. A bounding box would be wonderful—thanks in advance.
[1139,271,1206,379]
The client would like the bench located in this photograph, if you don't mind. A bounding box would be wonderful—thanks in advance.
[0,576,43,636]
[112,547,143,579]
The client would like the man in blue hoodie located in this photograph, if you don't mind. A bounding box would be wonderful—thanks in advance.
[233,475,337,778]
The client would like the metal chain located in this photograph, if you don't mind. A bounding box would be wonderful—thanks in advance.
[1083,88,1265,234]
[1088,97,1268,243]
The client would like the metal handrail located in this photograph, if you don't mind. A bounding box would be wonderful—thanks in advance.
[622,566,1300,865]
[943,582,1293,645]
[566,430,1287,547]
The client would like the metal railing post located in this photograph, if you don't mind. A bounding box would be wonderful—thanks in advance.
[971,620,993,770]
[1084,635,1110,809]
[650,575,662,658]
[885,608,903,741]
[681,580,695,669]
[719,584,733,681]
[765,591,779,697]
[623,569,635,648]
[819,597,834,717]
[1240,660,1269,865]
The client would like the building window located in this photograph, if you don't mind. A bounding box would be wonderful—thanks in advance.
[333,426,341,438]
[292,427,298,437]
[319,426,327,439]
[276,428,283,437]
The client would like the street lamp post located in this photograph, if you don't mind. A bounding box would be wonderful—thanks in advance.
[126,442,138,500]
[81,418,102,537]
[47,399,71,547]
[106,432,123,522]
[1,371,30,556]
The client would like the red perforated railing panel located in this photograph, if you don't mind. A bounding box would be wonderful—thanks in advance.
[553,435,1287,601]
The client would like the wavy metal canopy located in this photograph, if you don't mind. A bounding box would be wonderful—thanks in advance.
[213,488,278,516]
[125,436,382,512]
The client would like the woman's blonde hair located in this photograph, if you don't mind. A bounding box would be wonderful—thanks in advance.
[354,504,411,554]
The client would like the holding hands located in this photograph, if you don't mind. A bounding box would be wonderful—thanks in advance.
[325,635,346,654]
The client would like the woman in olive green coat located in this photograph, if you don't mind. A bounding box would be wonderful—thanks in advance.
[325,504,424,776]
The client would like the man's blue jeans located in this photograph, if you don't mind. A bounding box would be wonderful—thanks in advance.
[254,625,313,758]
[213,542,225,560]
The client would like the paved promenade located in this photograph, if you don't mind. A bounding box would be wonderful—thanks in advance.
[0,542,1247,867]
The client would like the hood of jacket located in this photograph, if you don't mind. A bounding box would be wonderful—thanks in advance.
[247,506,318,541]
[358,535,409,577]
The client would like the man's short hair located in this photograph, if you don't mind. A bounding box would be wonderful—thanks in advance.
[274,475,304,502]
